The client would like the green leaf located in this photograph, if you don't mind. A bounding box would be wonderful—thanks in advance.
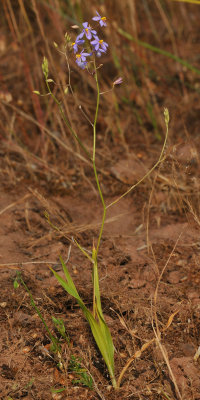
[51,387,66,393]
[13,278,19,289]
[50,257,116,387]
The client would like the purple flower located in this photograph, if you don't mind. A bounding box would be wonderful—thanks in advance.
[79,22,97,41]
[92,11,107,27]
[71,35,84,53]
[96,50,105,57]
[113,77,123,86]
[91,36,108,53]
[75,49,90,69]
[76,59,87,69]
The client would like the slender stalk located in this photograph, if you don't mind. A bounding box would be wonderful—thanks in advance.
[92,65,117,388]
[106,109,169,209]
[18,273,59,351]
[92,63,107,256]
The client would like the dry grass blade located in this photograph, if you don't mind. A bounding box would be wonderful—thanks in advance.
[0,100,90,165]
[0,194,31,216]
[117,231,183,388]
[152,234,184,400]
[117,310,179,388]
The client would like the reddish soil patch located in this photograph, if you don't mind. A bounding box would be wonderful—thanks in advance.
[1,153,200,400]
[1,2,200,400]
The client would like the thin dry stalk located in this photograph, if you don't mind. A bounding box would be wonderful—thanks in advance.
[186,200,200,227]
[153,233,184,400]
[146,169,159,254]
[0,193,31,216]
[4,0,45,149]
[117,309,179,388]
[1,100,90,166]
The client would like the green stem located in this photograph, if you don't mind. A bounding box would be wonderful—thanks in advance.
[45,80,91,159]
[92,65,117,386]
[111,375,117,389]
[18,273,59,351]
[92,64,106,256]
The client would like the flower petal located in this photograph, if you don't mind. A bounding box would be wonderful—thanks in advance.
[82,22,88,28]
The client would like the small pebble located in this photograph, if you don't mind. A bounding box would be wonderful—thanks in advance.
[0,302,7,308]
[22,346,31,353]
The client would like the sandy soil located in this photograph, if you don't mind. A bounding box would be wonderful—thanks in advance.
[1,1,200,399]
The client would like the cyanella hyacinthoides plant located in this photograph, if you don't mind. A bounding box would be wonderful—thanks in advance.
[48,12,117,389]
[34,11,169,389]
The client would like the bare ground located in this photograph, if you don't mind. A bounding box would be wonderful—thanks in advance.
[1,1,200,399]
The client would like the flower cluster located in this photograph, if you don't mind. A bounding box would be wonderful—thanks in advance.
[71,11,108,69]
